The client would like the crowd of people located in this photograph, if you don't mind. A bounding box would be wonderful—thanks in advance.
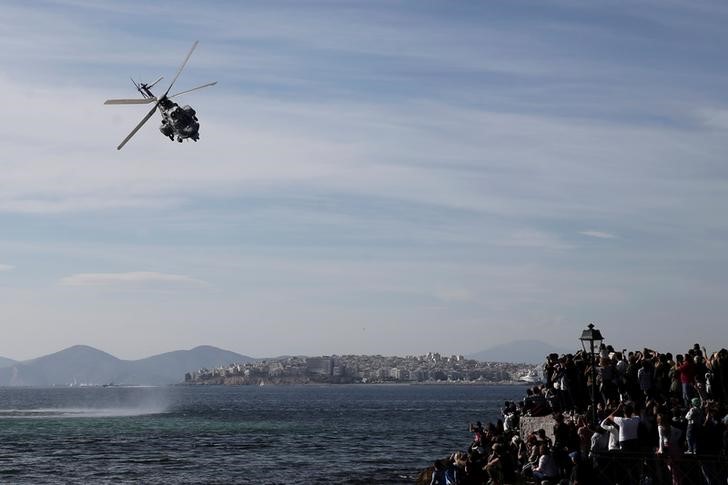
[421,343,728,485]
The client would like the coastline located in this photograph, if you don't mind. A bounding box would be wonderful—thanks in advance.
[182,379,532,387]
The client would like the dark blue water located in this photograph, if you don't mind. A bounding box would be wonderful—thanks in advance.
[0,384,525,484]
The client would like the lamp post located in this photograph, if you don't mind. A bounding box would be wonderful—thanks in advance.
[579,323,604,425]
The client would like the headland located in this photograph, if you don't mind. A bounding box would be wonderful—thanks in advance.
[184,353,537,385]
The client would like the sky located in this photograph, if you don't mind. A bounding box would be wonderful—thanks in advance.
[1,0,728,360]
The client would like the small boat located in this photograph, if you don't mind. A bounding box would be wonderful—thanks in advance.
[518,369,542,384]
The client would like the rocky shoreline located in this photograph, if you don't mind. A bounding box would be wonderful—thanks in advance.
[420,341,728,485]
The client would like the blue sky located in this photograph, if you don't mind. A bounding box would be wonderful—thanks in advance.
[1,0,728,359]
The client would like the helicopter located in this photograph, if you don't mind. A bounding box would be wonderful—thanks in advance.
[104,41,216,150]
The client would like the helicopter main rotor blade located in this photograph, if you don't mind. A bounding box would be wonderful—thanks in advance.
[164,40,199,97]
[104,97,157,105]
[116,101,160,150]
[168,81,217,99]
[147,75,164,89]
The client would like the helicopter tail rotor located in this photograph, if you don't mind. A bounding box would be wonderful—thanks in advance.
[131,77,145,97]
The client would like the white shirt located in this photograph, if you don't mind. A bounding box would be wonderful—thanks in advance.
[612,416,640,442]
[590,430,609,453]
[535,454,559,478]
[685,407,702,425]
[658,425,682,453]
[600,418,621,450]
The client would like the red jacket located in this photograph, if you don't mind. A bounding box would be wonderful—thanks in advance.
[677,360,695,384]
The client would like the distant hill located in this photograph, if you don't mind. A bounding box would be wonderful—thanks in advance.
[0,356,17,368]
[9,345,124,387]
[126,346,256,384]
[468,339,572,364]
[0,345,255,387]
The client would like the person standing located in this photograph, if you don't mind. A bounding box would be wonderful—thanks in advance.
[685,397,703,454]
[677,353,696,406]
[609,403,641,452]
[599,415,620,452]
[657,413,682,485]
[609,402,641,484]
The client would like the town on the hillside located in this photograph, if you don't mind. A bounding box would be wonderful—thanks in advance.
[184,353,539,385]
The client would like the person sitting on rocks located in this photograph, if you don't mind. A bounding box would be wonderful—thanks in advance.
[532,444,559,482]
[529,387,551,417]
[569,451,593,485]
[536,428,553,449]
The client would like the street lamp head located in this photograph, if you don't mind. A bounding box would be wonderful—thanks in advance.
[579,323,604,352]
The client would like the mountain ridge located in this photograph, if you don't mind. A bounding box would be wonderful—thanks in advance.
[0,345,255,387]
[467,339,572,364]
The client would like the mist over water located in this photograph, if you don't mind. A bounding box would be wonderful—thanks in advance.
[0,387,171,418]
[0,408,165,418]
[0,385,524,484]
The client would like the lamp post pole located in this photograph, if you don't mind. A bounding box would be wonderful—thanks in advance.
[580,323,604,426]
[590,338,597,425]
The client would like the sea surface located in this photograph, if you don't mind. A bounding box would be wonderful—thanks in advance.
[0,384,525,484]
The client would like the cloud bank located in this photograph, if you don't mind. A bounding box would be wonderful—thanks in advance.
[580,231,617,240]
[60,272,208,288]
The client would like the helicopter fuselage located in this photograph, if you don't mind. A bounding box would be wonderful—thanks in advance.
[157,98,200,143]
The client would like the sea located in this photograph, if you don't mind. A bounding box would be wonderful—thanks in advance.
[0,384,525,484]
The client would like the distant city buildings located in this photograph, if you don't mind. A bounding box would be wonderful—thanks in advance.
[186,353,536,385]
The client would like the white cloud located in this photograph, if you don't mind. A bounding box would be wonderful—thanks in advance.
[0,264,14,272]
[59,271,208,288]
[498,229,574,250]
[579,230,617,239]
